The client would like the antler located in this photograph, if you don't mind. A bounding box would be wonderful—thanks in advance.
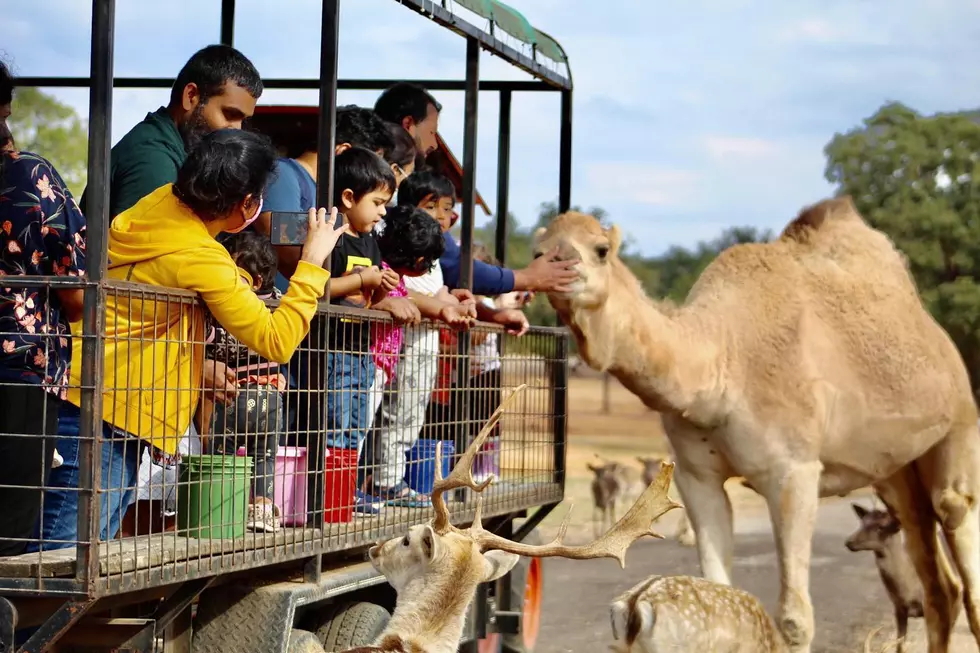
[466,462,683,568]
[430,384,528,534]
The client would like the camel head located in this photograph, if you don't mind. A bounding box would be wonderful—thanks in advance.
[532,211,624,313]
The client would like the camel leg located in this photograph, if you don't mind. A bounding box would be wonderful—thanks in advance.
[876,468,956,653]
[672,463,733,584]
[917,421,980,646]
[756,461,821,653]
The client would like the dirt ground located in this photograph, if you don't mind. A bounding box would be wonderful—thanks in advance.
[528,374,975,653]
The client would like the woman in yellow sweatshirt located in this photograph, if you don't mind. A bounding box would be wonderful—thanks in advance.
[30,129,348,551]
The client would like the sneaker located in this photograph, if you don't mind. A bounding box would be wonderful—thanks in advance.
[246,501,281,533]
[354,490,382,515]
[369,481,431,508]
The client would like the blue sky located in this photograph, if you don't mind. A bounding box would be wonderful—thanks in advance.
[6,0,980,255]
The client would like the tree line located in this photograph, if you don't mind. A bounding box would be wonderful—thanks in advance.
[13,90,980,393]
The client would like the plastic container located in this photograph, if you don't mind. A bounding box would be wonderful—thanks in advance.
[236,445,309,527]
[405,439,455,495]
[324,448,358,523]
[177,454,252,539]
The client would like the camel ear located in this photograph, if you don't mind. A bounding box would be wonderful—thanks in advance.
[606,225,622,257]
[852,503,868,519]
[533,226,547,247]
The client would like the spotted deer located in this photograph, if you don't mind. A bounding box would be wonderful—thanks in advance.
[349,384,682,653]
[588,458,626,537]
[609,574,787,652]
[846,503,924,653]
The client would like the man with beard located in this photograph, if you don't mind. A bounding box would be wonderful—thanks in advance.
[80,44,263,220]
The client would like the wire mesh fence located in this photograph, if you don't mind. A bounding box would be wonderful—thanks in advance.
[0,279,568,598]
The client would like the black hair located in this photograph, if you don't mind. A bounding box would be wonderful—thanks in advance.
[0,60,14,179]
[333,146,397,207]
[169,44,264,107]
[385,122,416,169]
[336,105,394,155]
[374,82,442,126]
[396,169,456,208]
[220,230,278,294]
[173,128,277,221]
[376,205,445,273]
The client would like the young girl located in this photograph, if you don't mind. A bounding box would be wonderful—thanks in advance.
[206,230,287,533]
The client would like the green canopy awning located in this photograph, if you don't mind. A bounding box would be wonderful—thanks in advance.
[449,0,571,73]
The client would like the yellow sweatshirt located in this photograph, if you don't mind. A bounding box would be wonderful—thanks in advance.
[65,184,330,455]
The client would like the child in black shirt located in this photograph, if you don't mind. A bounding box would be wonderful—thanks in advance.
[323,147,398,466]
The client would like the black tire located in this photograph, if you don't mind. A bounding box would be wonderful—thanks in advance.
[289,629,326,653]
[309,601,391,651]
[501,530,543,653]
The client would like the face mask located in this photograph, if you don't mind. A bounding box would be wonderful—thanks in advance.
[225,197,264,234]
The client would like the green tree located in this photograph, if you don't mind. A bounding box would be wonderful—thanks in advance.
[824,102,980,389]
[8,88,88,195]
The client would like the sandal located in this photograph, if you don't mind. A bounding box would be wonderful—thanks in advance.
[370,481,431,508]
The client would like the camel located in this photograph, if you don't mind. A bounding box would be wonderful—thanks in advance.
[532,197,980,653]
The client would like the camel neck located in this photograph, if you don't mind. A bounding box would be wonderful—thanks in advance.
[568,263,721,418]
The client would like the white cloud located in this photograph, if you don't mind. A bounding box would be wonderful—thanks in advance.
[585,164,700,207]
[776,18,847,43]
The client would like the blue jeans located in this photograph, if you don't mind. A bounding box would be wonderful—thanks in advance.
[26,403,145,551]
[325,351,375,450]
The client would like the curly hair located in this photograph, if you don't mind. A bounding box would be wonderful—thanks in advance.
[376,204,445,273]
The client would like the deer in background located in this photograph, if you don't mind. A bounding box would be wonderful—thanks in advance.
[588,458,626,537]
[637,455,695,548]
[609,574,786,652]
[846,502,924,653]
[347,384,682,653]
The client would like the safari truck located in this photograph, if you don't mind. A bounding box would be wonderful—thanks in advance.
[1,0,573,651]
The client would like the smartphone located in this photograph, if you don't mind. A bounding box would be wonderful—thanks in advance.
[269,211,309,246]
[269,209,347,246]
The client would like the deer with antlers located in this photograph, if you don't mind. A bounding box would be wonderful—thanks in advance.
[347,384,682,653]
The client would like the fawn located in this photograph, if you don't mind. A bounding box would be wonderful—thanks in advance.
[350,384,682,653]
[588,457,629,537]
[845,502,924,653]
[609,574,786,652]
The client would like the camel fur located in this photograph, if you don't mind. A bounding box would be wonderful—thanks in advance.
[533,197,980,653]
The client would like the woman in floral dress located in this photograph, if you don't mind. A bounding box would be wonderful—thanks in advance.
[0,61,87,556]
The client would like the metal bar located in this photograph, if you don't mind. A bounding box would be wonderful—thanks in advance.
[76,0,115,591]
[551,333,569,492]
[149,578,214,631]
[391,0,570,89]
[18,599,96,653]
[493,90,512,266]
[13,77,556,92]
[558,89,573,213]
[219,0,236,46]
[458,38,480,293]
[0,596,14,653]
[512,502,559,543]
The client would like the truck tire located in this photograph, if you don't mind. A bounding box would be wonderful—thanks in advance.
[289,629,326,653]
[501,530,543,653]
[310,601,390,651]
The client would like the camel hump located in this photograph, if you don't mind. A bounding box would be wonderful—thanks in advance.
[780,196,862,244]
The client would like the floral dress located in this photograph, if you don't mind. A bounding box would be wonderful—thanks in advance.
[0,150,87,398]
[370,261,408,383]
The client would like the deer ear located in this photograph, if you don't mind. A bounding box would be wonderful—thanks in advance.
[587,462,601,473]
[610,600,629,641]
[852,503,868,519]
[481,550,520,583]
[420,525,440,562]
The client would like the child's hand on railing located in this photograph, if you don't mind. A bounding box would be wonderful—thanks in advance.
[439,303,475,330]
[202,358,239,405]
[380,267,400,293]
[489,308,529,336]
[299,207,351,267]
[379,296,421,325]
[357,266,385,291]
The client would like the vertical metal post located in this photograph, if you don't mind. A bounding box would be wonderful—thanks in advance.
[219,0,236,46]
[558,89,573,213]
[551,333,569,492]
[303,0,340,582]
[76,0,115,588]
[493,90,511,266]
[458,37,480,292]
